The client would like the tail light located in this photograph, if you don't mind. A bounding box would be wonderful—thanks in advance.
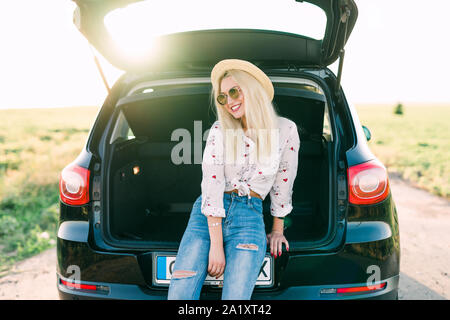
[347,159,390,205]
[59,162,90,205]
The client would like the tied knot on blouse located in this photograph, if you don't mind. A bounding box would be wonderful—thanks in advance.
[200,117,300,218]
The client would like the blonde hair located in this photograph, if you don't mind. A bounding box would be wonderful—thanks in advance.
[210,69,280,166]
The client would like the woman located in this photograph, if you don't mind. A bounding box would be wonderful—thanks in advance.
[167,59,300,300]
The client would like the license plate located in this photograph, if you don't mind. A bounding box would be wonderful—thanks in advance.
[153,254,273,287]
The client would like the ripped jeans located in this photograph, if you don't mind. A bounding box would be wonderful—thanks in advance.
[167,192,267,300]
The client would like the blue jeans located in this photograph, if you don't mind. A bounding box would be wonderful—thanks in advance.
[167,192,267,300]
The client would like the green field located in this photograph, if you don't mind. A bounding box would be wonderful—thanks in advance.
[0,104,448,276]
[0,106,100,276]
[356,104,450,199]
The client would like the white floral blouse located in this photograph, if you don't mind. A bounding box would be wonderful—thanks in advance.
[200,116,300,218]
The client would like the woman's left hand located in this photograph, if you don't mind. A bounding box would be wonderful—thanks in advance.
[266,230,289,258]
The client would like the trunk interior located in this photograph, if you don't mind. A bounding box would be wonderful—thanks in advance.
[104,81,334,248]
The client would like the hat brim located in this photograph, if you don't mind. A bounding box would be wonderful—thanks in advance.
[211,59,274,101]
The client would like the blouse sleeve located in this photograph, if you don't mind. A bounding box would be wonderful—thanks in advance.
[200,121,226,218]
[269,122,300,218]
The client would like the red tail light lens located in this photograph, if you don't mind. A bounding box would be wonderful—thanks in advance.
[337,282,387,294]
[60,279,96,291]
[347,159,390,205]
[59,162,90,205]
[59,278,109,294]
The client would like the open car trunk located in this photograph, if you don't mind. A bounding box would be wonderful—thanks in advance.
[102,79,336,249]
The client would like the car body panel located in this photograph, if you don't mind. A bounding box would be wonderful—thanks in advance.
[72,0,357,72]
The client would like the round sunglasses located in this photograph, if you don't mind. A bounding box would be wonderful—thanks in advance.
[217,86,242,105]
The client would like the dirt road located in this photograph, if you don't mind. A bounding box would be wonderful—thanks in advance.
[0,175,448,300]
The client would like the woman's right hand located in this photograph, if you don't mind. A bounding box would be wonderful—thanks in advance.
[208,243,226,279]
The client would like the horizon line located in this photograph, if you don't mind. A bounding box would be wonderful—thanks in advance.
[1,102,450,111]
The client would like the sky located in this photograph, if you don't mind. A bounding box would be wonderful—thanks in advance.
[0,0,449,109]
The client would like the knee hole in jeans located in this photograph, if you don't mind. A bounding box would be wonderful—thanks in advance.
[236,243,259,251]
[172,270,197,279]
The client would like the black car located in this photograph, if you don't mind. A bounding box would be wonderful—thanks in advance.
[57,0,400,300]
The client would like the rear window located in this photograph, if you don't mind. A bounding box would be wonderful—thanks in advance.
[105,0,327,56]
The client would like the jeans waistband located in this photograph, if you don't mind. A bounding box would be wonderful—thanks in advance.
[224,191,262,206]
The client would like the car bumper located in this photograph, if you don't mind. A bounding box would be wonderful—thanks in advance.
[57,272,399,300]
[57,219,400,300]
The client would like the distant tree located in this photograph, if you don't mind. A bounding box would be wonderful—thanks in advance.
[394,103,404,115]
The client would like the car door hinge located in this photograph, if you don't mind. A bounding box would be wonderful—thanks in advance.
[340,2,351,24]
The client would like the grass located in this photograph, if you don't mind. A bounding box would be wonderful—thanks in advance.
[0,103,448,276]
[355,103,450,199]
[0,106,99,277]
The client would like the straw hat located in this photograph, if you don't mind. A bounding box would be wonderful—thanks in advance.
[211,59,274,101]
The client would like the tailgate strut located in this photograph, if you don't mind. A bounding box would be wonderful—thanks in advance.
[88,45,111,94]
[335,4,351,100]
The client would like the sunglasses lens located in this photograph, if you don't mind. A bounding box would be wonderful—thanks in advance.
[217,95,226,105]
[217,87,240,105]
[229,87,240,99]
